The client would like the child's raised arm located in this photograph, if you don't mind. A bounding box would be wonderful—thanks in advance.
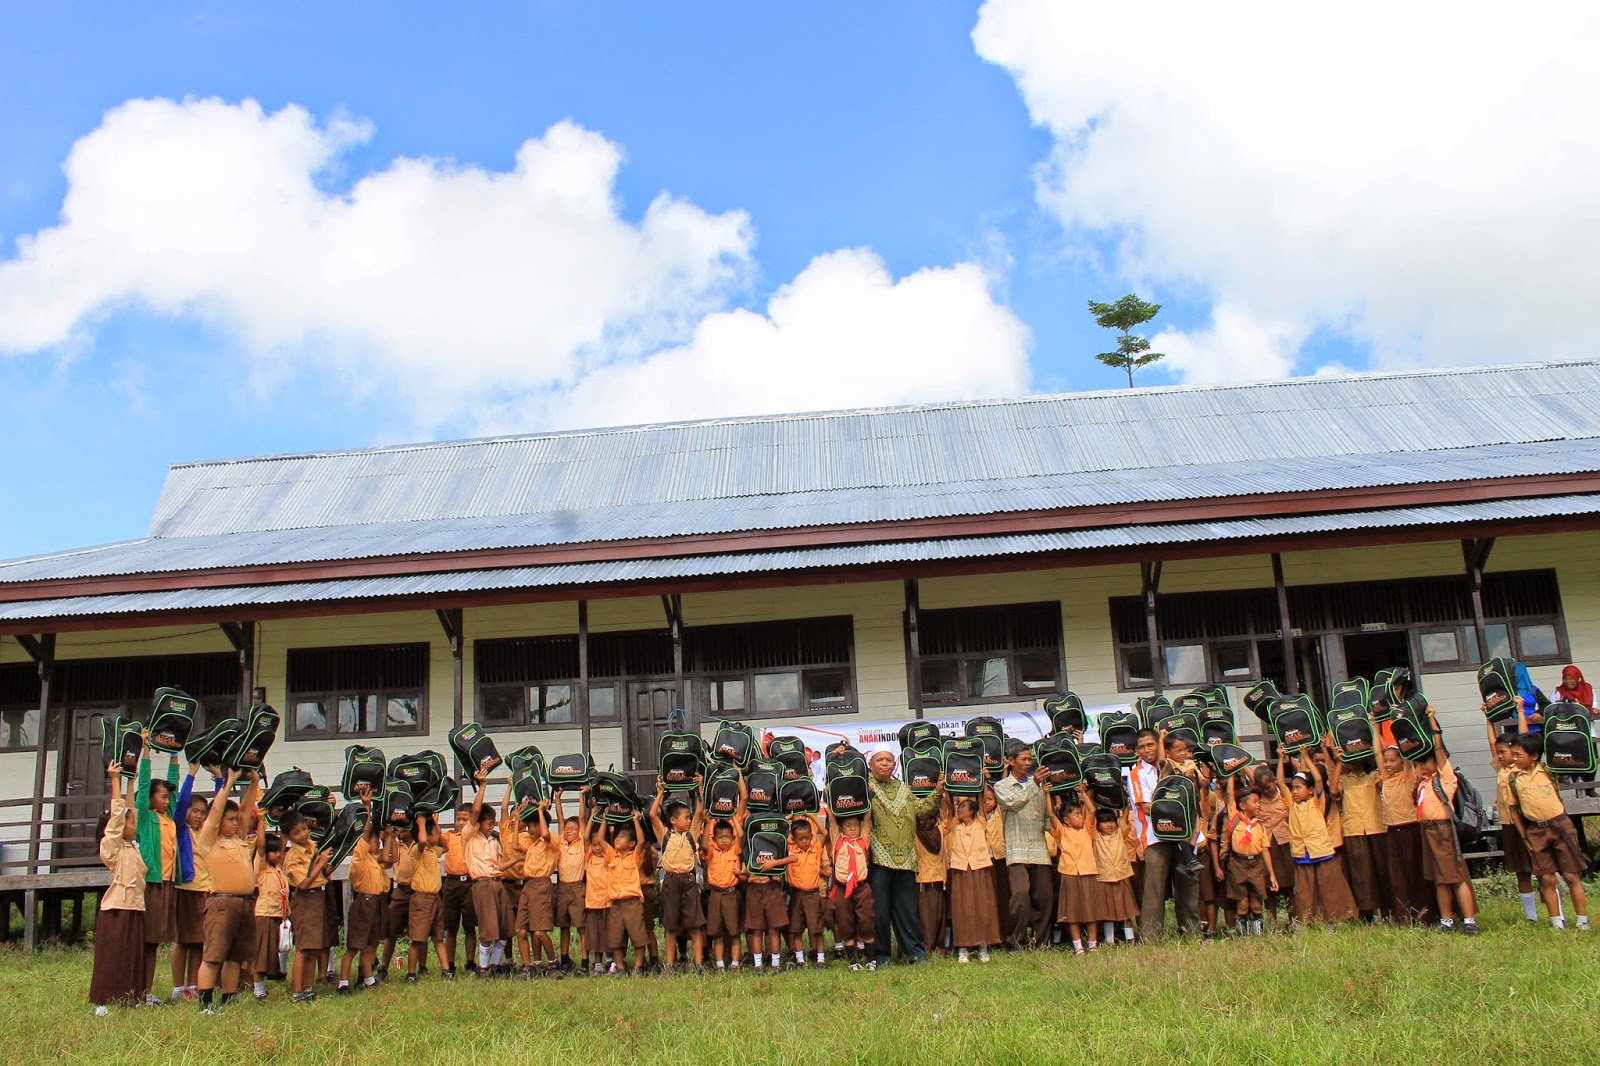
[648,790,667,838]
[1275,752,1290,800]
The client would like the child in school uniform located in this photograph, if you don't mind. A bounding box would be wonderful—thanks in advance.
[1278,749,1358,926]
[785,815,830,968]
[281,812,332,1001]
[744,824,789,973]
[1048,790,1099,954]
[135,743,181,1005]
[1488,726,1539,923]
[551,790,590,972]
[1329,745,1389,922]
[252,832,289,1001]
[194,769,261,1013]
[1508,732,1591,930]
[702,780,747,971]
[943,795,1000,963]
[650,790,706,972]
[379,834,415,979]
[405,813,450,982]
[828,809,875,971]
[91,757,148,1014]
[172,765,209,1003]
[1091,806,1138,946]
[462,774,509,976]
[339,789,395,994]
[496,791,529,973]
[982,787,1012,943]
[515,801,561,976]
[1222,781,1277,936]
[1378,744,1433,924]
[913,809,948,957]
[1412,705,1480,935]
[1251,763,1292,928]
[607,812,652,974]
[583,822,615,976]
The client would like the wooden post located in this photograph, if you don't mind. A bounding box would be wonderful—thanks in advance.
[1140,563,1164,694]
[19,633,54,952]
[1462,538,1497,662]
[435,610,464,778]
[904,579,924,718]
[1272,553,1301,696]
[578,601,591,755]
[219,622,255,714]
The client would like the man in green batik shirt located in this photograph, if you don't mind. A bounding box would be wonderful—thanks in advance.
[866,749,940,966]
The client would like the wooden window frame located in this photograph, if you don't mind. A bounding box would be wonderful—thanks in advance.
[285,643,430,741]
[909,602,1065,708]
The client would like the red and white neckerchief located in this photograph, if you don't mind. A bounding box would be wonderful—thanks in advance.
[833,836,865,897]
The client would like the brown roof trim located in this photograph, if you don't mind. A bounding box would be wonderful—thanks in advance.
[3,509,1597,638]
[1,472,1596,605]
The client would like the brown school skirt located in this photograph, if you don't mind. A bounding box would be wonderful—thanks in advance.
[90,907,149,1007]
[175,887,207,945]
[1267,842,1293,898]
[705,886,741,938]
[1341,833,1389,913]
[1524,815,1590,879]
[346,891,385,951]
[1419,819,1470,885]
[1196,860,1220,906]
[744,880,788,932]
[143,881,177,945]
[470,880,507,942]
[1500,821,1533,875]
[607,897,649,952]
[556,881,586,929]
[1097,877,1139,923]
[830,882,875,944]
[948,868,1001,948]
[583,907,609,953]
[202,895,255,964]
[1291,857,1358,923]
[407,890,443,944]
[918,881,946,951]
[518,878,556,934]
[1056,873,1099,926]
[387,884,412,936]
[1226,854,1270,903]
[1384,822,1434,924]
[253,915,283,974]
[660,871,704,932]
[290,887,331,951]
[788,887,824,935]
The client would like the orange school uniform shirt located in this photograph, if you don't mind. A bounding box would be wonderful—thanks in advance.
[584,847,615,909]
[705,841,741,890]
[558,838,587,883]
[442,831,469,877]
[786,836,826,891]
[522,836,560,880]
[607,847,647,901]
[1054,822,1097,877]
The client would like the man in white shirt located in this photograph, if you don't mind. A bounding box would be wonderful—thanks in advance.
[1122,729,1199,943]
[992,740,1053,950]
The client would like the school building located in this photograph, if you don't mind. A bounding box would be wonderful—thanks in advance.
[3,359,1598,939]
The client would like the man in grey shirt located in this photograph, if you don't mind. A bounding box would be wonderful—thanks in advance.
[991,739,1053,950]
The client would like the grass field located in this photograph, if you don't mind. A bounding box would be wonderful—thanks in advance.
[5,884,1598,1065]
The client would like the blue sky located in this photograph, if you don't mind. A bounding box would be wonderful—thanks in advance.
[1,2,1592,560]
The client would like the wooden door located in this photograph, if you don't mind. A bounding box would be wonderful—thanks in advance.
[625,680,679,790]
[57,705,118,864]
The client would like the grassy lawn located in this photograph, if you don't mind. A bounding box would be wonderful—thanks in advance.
[5,883,1598,1065]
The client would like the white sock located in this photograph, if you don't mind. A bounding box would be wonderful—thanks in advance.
[1102,921,1115,942]
[816,951,825,963]
[1122,925,1135,941]
[1521,892,1538,920]
[753,953,763,966]
[488,941,505,967]
[716,960,726,968]
[957,948,969,961]
[1439,918,1455,928]
[363,975,376,986]
[477,945,491,969]
[1578,915,1590,929]
[794,951,804,963]
[1552,915,1566,929]
[1071,939,1083,952]
[338,979,350,989]
[253,981,265,995]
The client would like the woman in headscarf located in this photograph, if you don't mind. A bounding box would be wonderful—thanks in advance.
[1555,665,1594,709]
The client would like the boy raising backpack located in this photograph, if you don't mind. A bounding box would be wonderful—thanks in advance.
[1411,705,1480,935]
[1508,733,1591,930]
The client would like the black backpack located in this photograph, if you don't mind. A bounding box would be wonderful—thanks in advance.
[1149,710,1202,751]
[1327,682,1376,763]
[1209,743,1255,780]
[294,788,335,845]
[1083,752,1128,810]
[340,744,386,800]
[1182,684,1231,710]
[1369,668,1398,721]
[824,744,868,782]
[322,802,371,871]
[593,770,640,811]
[101,715,143,777]
[711,721,757,769]
[744,760,785,814]
[262,767,315,827]
[941,738,986,795]
[412,776,458,818]
[546,753,596,791]
[220,703,279,772]
[965,716,1007,781]
[505,746,548,804]
[389,751,446,797]
[897,720,942,752]
[1269,694,1323,752]
[1034,731,1083,793]
[767,736,810,781]
[1543,701,1598,775]
[1477,657,1519,722]
[448,723,502,780]
[1097,710,1142,766]
[825,773,870,819]
[1134,695,1172,730]
[1242,679,1281,724]
[1389,692,1436,762]
[1044,692,1087,735]
[744,815,790,877]
[657,732,707,792]
[704,764,743,820]
[379,780,414,829]
[1199,705,1236,747]
[904,752,943,797]
[1149,775,1198,842]
[147,687,199,755]
[184,717,243,768]
[780,777,821,816]
[1434,771,1491,848]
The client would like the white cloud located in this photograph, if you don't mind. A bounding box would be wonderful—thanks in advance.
[974,0,1600,381]
[0,97,1030,433]
[530,248,1031,430]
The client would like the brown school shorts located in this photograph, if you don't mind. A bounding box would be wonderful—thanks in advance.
[175,887,207,945]
[346,891,385,951]
[253,915,282,974]
[407,890,444,944]
[556,880,587,929]
[143,881,177,945]
[441,875,476,934]
[387,884,412,936]
[607,897,649,951]
[470,880,507,942]
[744,879,788,932]
[201,895,255,965]
[584,907,610,953]
[289,887,331,951]
[660,871,705,932]
[1419,819,1470,886]
[1523,815,1591,879]
[830,882,875,944]
[705,886,741,938]
[517,878,555,934]
[788,887,824,935]
[1226,854,1270,902]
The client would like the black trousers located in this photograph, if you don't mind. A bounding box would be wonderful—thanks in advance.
[868,864,925,965]
[1138,841,1199,942]
[1006,862,1054,946]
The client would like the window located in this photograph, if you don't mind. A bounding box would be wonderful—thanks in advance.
[475,631,672,730]
[1109,569,1570,689]
[691,617,857,720]
[912,602,1063,706]
[0,664,60,752]
[286,644,429,740]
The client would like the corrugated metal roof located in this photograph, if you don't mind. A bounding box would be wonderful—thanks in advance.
[4,493,1596,623]
[146,361,1600,539]
[2,438,1597,584]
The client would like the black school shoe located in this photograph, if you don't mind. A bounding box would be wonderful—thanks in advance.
[440,968,455,980]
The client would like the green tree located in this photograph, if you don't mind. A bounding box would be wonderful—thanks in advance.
[1087,293,1165,387]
